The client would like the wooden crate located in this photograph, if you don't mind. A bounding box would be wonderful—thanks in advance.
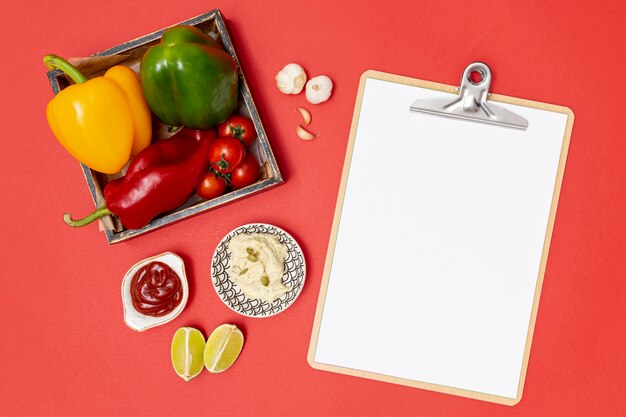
[46,10,283,244]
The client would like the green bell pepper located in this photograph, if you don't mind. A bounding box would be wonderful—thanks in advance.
[140,25,239,129]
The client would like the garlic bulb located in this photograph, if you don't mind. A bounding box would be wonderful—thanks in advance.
[275,63,307,94]
[305,75,333,104]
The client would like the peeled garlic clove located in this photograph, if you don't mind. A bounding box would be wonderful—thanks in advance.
[297,124,317,141]
[275,63,307,94]
[295,107,312,126]
[305,75,333,104]
[121,252,189,332]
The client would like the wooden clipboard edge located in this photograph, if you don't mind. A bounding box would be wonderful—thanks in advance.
[307,69,574,406]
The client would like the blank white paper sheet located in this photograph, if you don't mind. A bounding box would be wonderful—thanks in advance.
[310,74,571,402]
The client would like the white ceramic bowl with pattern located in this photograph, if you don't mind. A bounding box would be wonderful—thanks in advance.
[211,223,306,318]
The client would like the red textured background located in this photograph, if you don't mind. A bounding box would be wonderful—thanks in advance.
[1,1,625,416]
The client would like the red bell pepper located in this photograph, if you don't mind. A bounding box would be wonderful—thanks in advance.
[64,129,215,230]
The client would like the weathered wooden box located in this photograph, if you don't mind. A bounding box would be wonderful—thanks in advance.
[46,10,283,244]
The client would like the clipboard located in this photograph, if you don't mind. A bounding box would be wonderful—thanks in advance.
[307,63,574,405]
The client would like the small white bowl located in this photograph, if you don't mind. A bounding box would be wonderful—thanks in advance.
[211,223,306,318]
[121,252,189,332]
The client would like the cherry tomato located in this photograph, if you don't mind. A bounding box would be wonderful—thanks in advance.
[230,153,261,189]
[217,115,257,148]
[208,137,245,174]
[196,171,228,200]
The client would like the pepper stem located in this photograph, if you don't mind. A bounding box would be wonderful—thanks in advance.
[167,125,183,134]
[43,54,88,84]
[63,206,112,228]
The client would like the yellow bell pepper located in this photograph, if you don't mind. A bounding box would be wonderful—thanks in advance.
[44,54,152,174]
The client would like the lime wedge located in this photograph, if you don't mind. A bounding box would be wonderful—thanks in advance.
[171,327,206,382]
[204,324,244,373]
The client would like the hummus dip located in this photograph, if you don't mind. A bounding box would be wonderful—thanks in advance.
[227,233,290,303]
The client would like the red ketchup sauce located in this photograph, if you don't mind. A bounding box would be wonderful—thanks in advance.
[130,261,182,317]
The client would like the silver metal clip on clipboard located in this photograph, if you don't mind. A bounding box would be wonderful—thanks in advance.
[410,62,529,130]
